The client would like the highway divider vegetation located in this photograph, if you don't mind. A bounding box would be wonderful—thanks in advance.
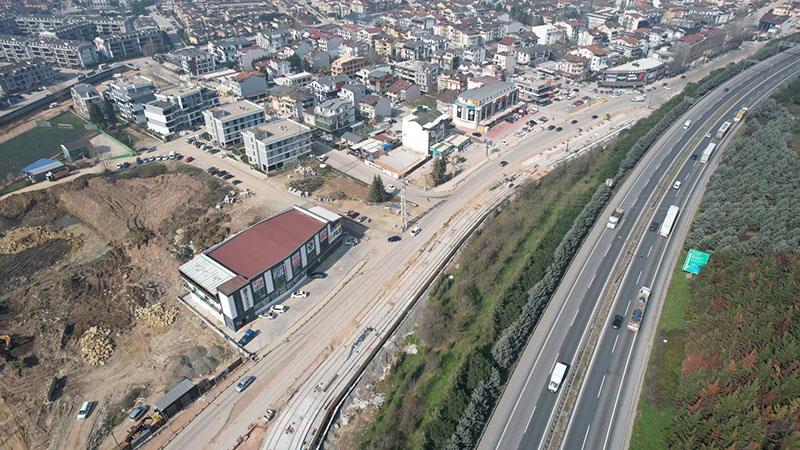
[631,74,800,449]
[355,41,799,450]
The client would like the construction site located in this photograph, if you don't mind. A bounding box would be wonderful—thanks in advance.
[0,164,270,450]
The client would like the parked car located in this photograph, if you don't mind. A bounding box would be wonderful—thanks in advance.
[259,311,276,320]
[270,304,287,313]
[216,170,228,177]
[129,405,148,422]
[555,127,563,132]
[547,125,556,131]
[500,140,508,145]
[264,409,275,421]
[388,235,401,242]
[387,184,396,190]
[612,315,624,329]
[232,180,242,185]
[236,376,255,393]
[209,169,219,175]
[310,272,327,279]
[591,115,599,119]
[357,215,367,223]
[346,211,360,219]
[185,156,194,162]
[237,329,255,346]
[291,291,308,298]
[344,237,359,246]
[499,160,508,167]
[410,226,421,236]
[571,119,578,124]
[77,401,92,420]
[472,132,482,137]
[223,174,234,180]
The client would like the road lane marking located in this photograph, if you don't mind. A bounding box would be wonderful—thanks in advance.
[635,270,642,284]
[581,425,591,450]
[684,172,690,180]
[525,406,537,434]
[590,273,597,285]
[552,353,560,371]
[646,245,653,257]
[602,333,637,450]
[604,243,612,256]
[598,374,606,398]
[571,309,579,328]
[611,334,619,354]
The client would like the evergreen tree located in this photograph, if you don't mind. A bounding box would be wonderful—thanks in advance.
[288,53,302,72]
[431,156,448,186]
[369,175,389,203]
[88,102,104,126]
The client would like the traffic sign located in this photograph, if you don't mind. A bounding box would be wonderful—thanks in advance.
[682,248,710,274]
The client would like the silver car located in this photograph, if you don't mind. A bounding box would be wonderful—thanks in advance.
[236,376,255,392]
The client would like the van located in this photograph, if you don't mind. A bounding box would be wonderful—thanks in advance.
[77,401,91,420]
[169,151,176,159]
[548,362,568,392]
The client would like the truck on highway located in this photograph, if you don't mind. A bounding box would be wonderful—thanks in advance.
[716,121,732,139]
[700,142,716,164]
[607,208,624,229]
[627,286,651,332]
[733,107,748,122]
[548,362,569,392]
[659,205,680,237]
[682,119,692,129]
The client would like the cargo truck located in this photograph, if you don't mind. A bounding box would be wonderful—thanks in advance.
[46,167,69,181]
[716,121,731,139]
[733,107,748,122]
[627,286,651,332]
[607,208,624,229]
[659,205,680,237]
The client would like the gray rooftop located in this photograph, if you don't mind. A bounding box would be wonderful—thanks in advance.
[205,100,264,119]
[244,118,310,143]
[458,81,515,104]
[154,378,195,413]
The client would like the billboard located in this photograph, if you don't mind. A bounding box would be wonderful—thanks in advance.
[682,249,710,274]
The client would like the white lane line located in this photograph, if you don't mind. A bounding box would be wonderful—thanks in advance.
[692,160,697,168]
[626,299,631,312]
[646,245,653,257]
[552,353,560,371]
[525,406,537,434]
[571,309,579,328]
[581,425,592,450]
[604,243,612,257]
[611,334,619,354]
[684,172,690,180]
[598,375,607,398]
[602,334,637,450]
[590,273,597,285]
[635,270,642,284]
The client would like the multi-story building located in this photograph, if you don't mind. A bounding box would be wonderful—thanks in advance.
[94,28,168,60]
[557,54,588,80]
[309,74,350,102]
[27,38,97,69]
[0,35,29,62]
[452,80,519,131]
[392,60,441,93]
[103,75,156,123]
[203,100,267,147]
[256,29,288,52]
[226,71,268,99]
[273,71,312,87]
[338,83,366,107]
[267,85,316,120]
[0,58,54,94]
[513,45,552,65]
[599,57,666,87]
[402,107,450,155]
[46,22,97,42]
[314,98,356,135]
[143,85,219,136]
[530,24,564,45]
[570,46,610,72]
[167,48,216,76]
[330,56,365,77]
[358,95,390,121]
[208,36,254,64]
[86,15,136,35]
[71,83,103,118]
[242,118,312,173]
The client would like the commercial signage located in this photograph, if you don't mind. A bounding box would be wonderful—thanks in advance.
[682,248,710,274]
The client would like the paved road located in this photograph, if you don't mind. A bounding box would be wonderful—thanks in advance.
[477,46,800,450]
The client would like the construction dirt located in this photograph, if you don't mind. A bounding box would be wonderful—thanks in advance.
[0,163,266,450]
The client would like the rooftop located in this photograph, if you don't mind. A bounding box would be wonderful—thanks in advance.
[457,80,515,103]
[205,100,264,119]
[244,118,310,144]
[606,57,665,72]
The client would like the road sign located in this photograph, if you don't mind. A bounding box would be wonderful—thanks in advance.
[682,248,710,274]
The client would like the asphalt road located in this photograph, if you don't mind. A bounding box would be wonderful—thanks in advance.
[478,46,800,450]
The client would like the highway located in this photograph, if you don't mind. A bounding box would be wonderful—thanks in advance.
[478,45,800,450]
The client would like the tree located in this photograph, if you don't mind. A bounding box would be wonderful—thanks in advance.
[102,99,116,127]
[431,156,448,186]
[301,58,312,72]
[318,66,330,76]
[368,175,390,203]
[288,53,302,72]
[88,102,104,126]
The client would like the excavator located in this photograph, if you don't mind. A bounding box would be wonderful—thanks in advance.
[0,335,12,361]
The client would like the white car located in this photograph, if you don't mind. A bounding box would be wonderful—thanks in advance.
[77,401,91,420]
[500,140,508,145]
[271,304,287,313]
[673,181,682,190]
[259,311,276,320]
[387,184,396,190]
[410,226,421,236]
[291,291,308,298]
[705,132,712,138]
[344,237,359,246]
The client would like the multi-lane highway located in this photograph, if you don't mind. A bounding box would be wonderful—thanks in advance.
[478,45,800,450]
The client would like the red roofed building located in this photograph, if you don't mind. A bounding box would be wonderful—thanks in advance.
[570,46,610,71]
[180,205,343,331]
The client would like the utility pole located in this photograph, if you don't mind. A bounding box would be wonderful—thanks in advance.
[400,175,408,231]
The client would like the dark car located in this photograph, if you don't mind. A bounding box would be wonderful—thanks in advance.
[310,272,327,279]
[237,329,255,346]
[499,160,508,167]
[690,154,698,160]
[571,119,578,124]
[209,169,219,175]
[205,166,216,173]
[232,180,242,185]
[216,170,228,177]
[223,174,234,180]
[723,87,729,92]
[591,114,599,120]
[680,74,687,79]
[388,235,401,242]
[472,132,482,137]
[555,127,563,132]
[547,125,556,131]
[612,315,624,329]
[650,221,659,232]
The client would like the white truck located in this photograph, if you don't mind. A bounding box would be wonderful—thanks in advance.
[627,286,652,331]
[549,362,568,392]
[607,208,624,229]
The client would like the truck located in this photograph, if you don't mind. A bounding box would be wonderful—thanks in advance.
[683,119,692,130]
[548,362,569,392]
[607,208,624,229]
[733,107,748,122]
[700,142,716,164]
[659,205,680,237]
[627,286,651,332]
[46,167,69,181]
[716,121,731,139]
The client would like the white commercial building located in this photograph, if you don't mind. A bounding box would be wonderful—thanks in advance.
[242,118,312,173]
[104,75,156,123]
[452,80,519,131]
[144,85,220,136]
[203,100,267,147]
[402,108,450,155]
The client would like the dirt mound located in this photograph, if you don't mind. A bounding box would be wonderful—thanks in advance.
[79,326,114,366]
[135,302,179,332]
[0,226,79,254]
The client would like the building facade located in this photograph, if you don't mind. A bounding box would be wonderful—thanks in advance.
[71,83,103,118]
[402,107,450,155]
[203,100,267,147]
[27,38,97,69]
[330,56,365,77]
[94,28,168,60]
[0,59,54,94]
[452,80,519,131]
[242,118,312,173]
[314,98,356,135]
[143,85,219,136]
[104,75,156,123]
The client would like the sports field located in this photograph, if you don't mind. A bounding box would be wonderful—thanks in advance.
[0,111,93,181]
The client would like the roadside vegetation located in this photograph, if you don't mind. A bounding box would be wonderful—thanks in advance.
[632,73,800,449]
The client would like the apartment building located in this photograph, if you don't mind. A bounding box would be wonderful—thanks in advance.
[71,83,103,118]
[208,36,254,64]
[330,56,366,77]
[226,71,268,99]
[86,15,136,35]
[242,118,312,173]
[392,60,441,93]
[0,36,28,62]
[94,28,168,60]
[167,48,216,76]
[103,75,156,123]
[309,74,350,102]
[46,22,97,42]
[203,100,267,147]
[27,38,97,69]
[314,98,356,135]
[0,59,55,94]
[143,85,219,136]
[402,107,450,155]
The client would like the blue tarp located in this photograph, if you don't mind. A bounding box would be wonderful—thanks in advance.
[23,158,59,173]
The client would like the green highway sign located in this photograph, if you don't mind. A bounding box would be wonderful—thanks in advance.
[682,249,710,274]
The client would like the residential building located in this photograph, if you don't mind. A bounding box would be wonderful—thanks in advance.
[268,86,315,120]
[530,24,564,45]
[386,79,420,104]
[274,71,312,87]
[392,60,441,93]
[314,98,356,135]
[357,95,390,121]
[167,48,216,76]
[27,38,97,69]
[46,22,97,42]
[242,118,312,173]
[203,99,267,147]
[309,74,350,102]
[179,205,342,331]
[338,83,367,107]
[436,89,460,117]
[256,29,288,52]
[402,107,450,155]
[94,28,168,60]
[452,80,519,131]
[557,54,588,80]
[570,46,610,72]
[143,85,220,136]
[0,35,30,62]
[610,36,647,59]
[226,71,268,99]
[86,15,136,35]
[330,56,365,77]
[0,59,54,94]
[513,45,551,65]
[493,52,516,76]
[208,36,254,64]
[71,83,103,118]
[103,75,156,123]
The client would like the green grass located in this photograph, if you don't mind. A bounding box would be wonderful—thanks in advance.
[407,95,437,110]
[0,111,92,181]
[0,179,29,195]
[630,251,691,450]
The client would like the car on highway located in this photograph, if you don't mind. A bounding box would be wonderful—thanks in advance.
[388,235,401,242]
[185,156,194,162]
[259,311,276,320]
[410,226,421,236]
[291,291,309,298]
[310,272,327,279]
[500,160,508,167]
[690,154,698,160]
[673,181,681,190]
[237,329,256,346]
[705,132,712,138]
[271,304,287,313]
[49,102,59,108]
[235,376,255,393]
[129,405,148,422]
[650,221,659,232]
[571,119,578,124]
[612,315,624,329]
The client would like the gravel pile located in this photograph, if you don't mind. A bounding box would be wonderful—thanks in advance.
[79,326,114,365]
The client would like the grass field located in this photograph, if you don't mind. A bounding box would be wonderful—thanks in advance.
[0,111,92,181]
[629,250,691,450]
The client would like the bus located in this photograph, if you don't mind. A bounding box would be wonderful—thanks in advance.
[659,205,680,237]
[733,107,748,122]
[716,121,732,139]
[700,142,716,164]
